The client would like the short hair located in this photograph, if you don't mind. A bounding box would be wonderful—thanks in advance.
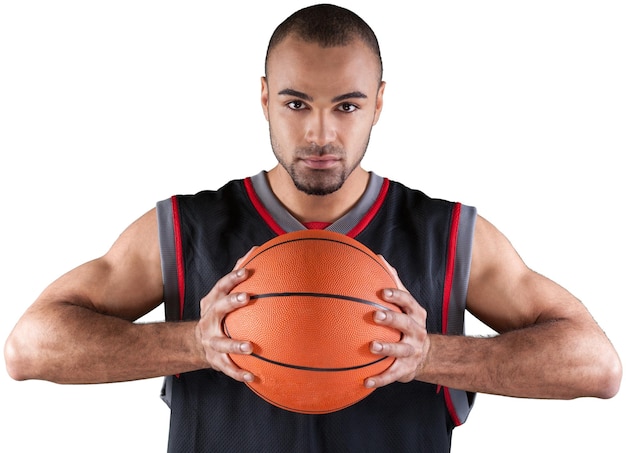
[265,4,383,81]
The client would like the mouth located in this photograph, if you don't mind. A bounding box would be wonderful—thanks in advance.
[300,155,341,169]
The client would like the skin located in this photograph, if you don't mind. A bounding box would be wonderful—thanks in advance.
[4,35,622,400]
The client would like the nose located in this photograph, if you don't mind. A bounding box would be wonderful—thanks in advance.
[304,110,337,147]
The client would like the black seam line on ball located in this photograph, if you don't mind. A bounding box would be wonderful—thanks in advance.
[249,292,393,311]
[249,353,390,372]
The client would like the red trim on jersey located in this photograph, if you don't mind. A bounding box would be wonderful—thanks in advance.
[444,388,462,426]
[442,202,461,335]
[347,178,390,238]
[171,196,186,320]
[244,177,286,235]
[441,202,462,426]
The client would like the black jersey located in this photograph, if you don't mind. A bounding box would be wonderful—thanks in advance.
[157,172,476,453]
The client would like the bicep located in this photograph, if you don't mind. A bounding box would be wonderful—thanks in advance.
[35,208,163,321]
[466,215,585,333]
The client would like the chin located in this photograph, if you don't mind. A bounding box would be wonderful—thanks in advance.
[293,174,345,196]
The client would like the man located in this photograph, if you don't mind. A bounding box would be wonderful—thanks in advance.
[4,4,621,452]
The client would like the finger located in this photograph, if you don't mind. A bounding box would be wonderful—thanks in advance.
[369,339,416,359]
[373,302,424,334]
[226,365,255,383]
[215,354,256,383]
[201,288,250,318]
[226,291,250,311]
[220,267,250,294]
[381,287,426,318]
[209,335,253,355]
[364,359,409,388]
[206,337,254,382]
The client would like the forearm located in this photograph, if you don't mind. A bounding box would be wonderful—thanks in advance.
[419,319,621,399]
[5,302,205,384]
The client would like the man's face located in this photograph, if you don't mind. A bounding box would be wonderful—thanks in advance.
[262,35,384,196]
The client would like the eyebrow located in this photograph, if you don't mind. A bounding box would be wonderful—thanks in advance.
[277,88,368,103]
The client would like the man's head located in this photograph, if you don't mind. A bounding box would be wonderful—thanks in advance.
[265,4,383,83]
[262,4,385,197]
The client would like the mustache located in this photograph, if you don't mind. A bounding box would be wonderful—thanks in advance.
[296,144,344,157]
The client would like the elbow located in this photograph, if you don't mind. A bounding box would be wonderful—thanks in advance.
[4,333,30,381]
[596,351,622,399]
[580,336,623,399]
[4,323,46,382]
[565,326,623,400]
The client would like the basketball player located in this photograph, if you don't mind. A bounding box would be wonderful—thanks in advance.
[4,4,621,452]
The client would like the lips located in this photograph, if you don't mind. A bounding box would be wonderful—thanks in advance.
[300,155,341,169]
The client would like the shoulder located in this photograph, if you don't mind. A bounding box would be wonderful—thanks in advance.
[384,178,477,228]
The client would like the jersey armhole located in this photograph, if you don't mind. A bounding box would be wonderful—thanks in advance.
[442,203,477,426]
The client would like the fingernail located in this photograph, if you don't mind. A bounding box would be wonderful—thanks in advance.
[236,293,247,303]
[240,342,252,353]
[383,288,393,298]
[236,268,246,278]
[364,379,375,388]
[371,341,383,352]
[243,372,254,382]
[374,311,386,322]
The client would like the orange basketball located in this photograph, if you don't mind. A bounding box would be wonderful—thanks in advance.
[223,229,401,414]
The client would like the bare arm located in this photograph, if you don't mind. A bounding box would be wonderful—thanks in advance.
[5,209,200,383]
[5,209,203,384]
[367,215,622,399]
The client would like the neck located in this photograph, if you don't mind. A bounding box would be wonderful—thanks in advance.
[266,166,370,224]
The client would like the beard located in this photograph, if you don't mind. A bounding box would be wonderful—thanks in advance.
[269,130,369,196]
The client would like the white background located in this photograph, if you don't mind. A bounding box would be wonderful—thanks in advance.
[1,1,624,451]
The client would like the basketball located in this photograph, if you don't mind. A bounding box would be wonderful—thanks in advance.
[223,229,401,414]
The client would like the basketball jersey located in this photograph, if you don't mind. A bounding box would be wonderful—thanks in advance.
[157,172,477,453]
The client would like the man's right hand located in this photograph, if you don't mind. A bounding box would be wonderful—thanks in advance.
[196,257,256,383]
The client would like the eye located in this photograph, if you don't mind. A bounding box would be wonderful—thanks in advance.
[287,100,307,110]
[338,103,358,113]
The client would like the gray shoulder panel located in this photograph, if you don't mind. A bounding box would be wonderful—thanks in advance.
[446,204,477,425]
[447,204,477,336]
[157,197,177,409]
[156,198,180,322]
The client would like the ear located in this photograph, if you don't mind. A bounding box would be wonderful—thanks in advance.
[261,76,270,121]
[372,81,385,125]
